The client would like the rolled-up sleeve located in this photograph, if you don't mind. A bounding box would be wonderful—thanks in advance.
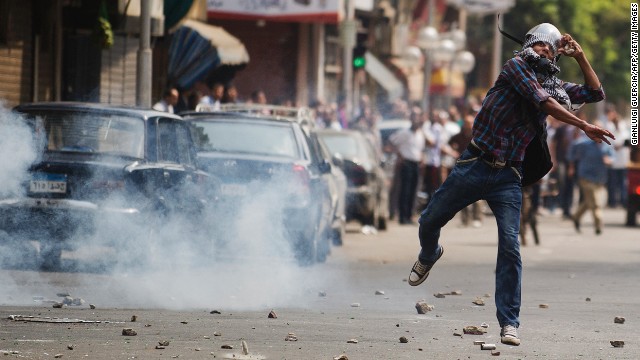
[503,57,551,106]
[562,82,606,104]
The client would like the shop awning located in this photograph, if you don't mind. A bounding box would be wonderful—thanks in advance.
[364,51,404,101]
[168,19,249,89]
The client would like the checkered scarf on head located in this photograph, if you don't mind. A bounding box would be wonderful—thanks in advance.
[517,33,575,111]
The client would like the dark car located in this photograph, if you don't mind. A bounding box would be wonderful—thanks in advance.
[0,102,210,269]
[316,129,388,230]
[182,107,338,265]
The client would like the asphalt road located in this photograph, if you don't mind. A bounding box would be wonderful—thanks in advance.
[1,207,639,359]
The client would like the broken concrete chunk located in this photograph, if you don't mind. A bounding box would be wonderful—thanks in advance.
[399,336,408,343]
[491,350,501,356]
[122,328,137,336]
[333,355,349,360]
[350,303,360,307]
[539,304,549,309]
[375,290,385,295]
[221,344,233,349]
[463,326,487,335]
[155,346,165,350]
[52,303,64,308]
[54,354,63,358]
[450,290,463,295]
[213,331,222,336]
[585,297,591,302]
[67,345,74,350]
[434,293,446,298]
[241,340,249,355]
[415,301,434,314]
[453,332,463,337]
[481,343,496,350]
[610,340,624,348]
[89,304,96,309]
[480,322,489,328]
[268,310,277,319]
[614,316,625,324]
[130,315,137,322]
[285,333,298,341]
[210,310,221,314]
[347,339,358,344]
[158,340,170,346]
[474,340,485,345]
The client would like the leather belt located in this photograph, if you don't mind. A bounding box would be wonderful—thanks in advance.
[467,142,522,169]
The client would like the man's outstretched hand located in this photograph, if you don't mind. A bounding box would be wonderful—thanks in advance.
[583,122,615,145]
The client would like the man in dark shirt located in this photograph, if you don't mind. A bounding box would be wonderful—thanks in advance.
[407,23,613,346]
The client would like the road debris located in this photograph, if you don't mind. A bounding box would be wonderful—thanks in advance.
[67,345,74,350]
[268,310,278,319]
[481,343,497,350]
[214,331,222,336]
[130,315,137,322]
[347,339,358,344]
[415,301,434,314]
[54,354,63,358]
[8,315,101,323]
[159,340,170,346]
[122,328,137,336]
[284,333,298,341]
[474,340,485,345]
[434,293,446,298]
[610,340,624,348]
[463,326,487,335]
[491,350,501,356]
[375,290,385,295]
[221,344,234,349]
[472,298,485,306]
[333,355,349,360]
[318,291,327,297]
[89,304,96,309]
[585,297,591,302]
[241,340,249,355]
[52,303,64,308]
[210,310,221,314]
[480,322,489,328]
[614,316,625,324]
[399,336,408,343]
[539,304,549,309]
[350,303,360,307]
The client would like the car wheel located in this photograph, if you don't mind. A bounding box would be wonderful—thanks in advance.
[39,241,62,271]
[293,231,317,266]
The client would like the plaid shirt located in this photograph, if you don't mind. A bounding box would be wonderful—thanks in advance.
[472,55,605,163]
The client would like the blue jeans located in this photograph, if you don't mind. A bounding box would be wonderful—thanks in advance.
[418,149,523,327]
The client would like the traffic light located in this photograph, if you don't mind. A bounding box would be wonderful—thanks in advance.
[353,46,366,69]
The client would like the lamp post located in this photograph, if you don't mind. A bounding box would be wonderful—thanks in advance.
[445,29,475,109]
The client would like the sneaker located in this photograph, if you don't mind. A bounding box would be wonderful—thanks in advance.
[408,246,444,286]
[500,325,521,346]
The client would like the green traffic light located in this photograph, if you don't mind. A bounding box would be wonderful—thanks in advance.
[353,56,366,68]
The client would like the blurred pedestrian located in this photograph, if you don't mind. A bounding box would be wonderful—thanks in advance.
[407,24,613,347]
[152,87,179,113]
[389,107,426,225]
[222,83,240,104]
[569,120,615,235]
[604,103,630,208]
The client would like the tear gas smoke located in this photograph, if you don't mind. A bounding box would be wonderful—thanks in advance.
[0,104,334,310]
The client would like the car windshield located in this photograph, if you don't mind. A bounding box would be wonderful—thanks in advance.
[24,111,145,158]
[320,133,370,159]
[190,120,299,158]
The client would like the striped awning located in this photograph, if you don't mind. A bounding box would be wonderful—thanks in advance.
[168,19,249,90]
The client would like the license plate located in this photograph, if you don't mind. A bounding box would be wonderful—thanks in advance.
[30,173,67,194]
[220,183,247,196]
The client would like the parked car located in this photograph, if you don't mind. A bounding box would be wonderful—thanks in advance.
[182,106,338,265]
[0,102,211,270]
[316,129,388,230]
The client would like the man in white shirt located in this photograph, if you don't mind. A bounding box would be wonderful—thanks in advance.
[152,87,179,113]
[389,107,426,225]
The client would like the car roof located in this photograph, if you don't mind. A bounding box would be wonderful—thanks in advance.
[13,102,183,120]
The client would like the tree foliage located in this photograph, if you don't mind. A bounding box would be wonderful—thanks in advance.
[501,0,631,105]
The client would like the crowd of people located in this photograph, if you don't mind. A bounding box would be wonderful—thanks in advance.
[152,82,272,114]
